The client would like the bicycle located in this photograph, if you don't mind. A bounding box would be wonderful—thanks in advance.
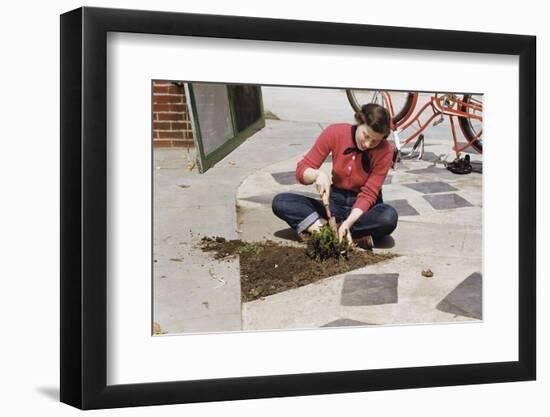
[345,90,483,164]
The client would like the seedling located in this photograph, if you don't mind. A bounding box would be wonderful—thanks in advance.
[307,224,351,261]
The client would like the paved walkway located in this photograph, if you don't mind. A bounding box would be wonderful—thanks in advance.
[238,149,482,330]
[154,87,482,334]
[153,120,320,333]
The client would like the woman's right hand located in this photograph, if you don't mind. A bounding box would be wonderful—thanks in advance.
[315,171,331,198]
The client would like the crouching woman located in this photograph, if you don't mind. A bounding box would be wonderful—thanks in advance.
[272,103,398,249]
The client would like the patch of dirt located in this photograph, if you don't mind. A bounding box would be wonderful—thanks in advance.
[200,237,397,302]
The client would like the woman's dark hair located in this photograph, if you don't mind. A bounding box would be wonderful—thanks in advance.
[354,103,391,138]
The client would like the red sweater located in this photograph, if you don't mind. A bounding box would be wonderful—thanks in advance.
[296,123,393,213]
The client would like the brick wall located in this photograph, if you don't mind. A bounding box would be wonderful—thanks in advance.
[152,81,194,147]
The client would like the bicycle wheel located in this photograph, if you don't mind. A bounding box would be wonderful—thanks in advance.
[458,94,483,153]
[346,89,416,126]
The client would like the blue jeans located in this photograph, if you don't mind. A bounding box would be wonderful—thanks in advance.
[272,186,398,240]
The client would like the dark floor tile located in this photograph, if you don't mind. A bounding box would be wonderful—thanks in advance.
[385,199,420,216]
[341,274,399,306]
[404,181,458,194]
[401,151,439,162]
[420,151,440,162]
[423,193,474,210]
[321,318,373,327]
[436,272,482,319]
[470,160,483,173]
[405,166,458,180]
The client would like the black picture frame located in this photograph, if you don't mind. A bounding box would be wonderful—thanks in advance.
[60,6,536,410]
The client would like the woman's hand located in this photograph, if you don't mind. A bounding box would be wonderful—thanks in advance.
[340,208,364,245]
[338,222,354,246]
[314,171,331,197]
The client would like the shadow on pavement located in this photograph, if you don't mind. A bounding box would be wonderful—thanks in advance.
[274,228,299,242]
[274,227,396,249]
[374,235,396,249]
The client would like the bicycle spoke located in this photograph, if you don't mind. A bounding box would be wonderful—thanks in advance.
[347,89,412,125]
[467,95,483,140]
[458,94,483,153]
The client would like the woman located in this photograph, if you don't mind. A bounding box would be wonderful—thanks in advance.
[272,103,398,249]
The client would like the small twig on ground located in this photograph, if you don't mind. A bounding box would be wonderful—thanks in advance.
[208,266,227,288]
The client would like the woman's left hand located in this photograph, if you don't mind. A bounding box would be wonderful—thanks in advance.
[338,222,354,246]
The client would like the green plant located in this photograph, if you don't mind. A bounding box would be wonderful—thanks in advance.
[307,224,351,261]
[238,242,262,255]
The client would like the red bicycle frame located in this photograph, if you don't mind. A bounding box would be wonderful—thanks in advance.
[381,92,483,157]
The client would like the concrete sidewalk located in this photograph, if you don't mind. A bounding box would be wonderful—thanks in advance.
[153,119,322,333]
[153,87,482,334]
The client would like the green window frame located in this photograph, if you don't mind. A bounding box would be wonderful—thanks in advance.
[186,83,265,173]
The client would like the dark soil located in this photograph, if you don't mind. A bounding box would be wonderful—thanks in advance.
[200,237,397,302]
